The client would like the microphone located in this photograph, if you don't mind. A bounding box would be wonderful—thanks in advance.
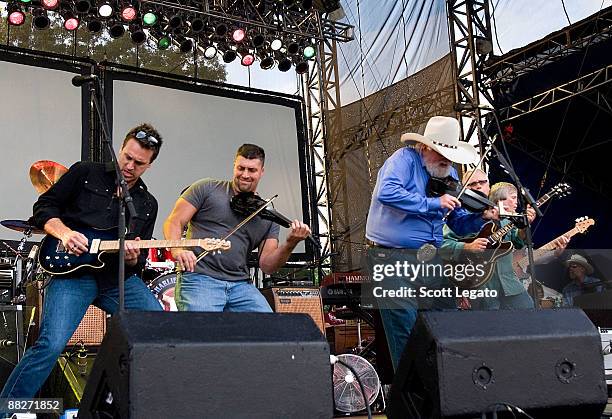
[72,74,98,87]
[454,103,494,112]
[0,339,15,347]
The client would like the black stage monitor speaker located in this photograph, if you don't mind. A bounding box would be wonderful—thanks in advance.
[388,308,607,419]
[79,311,332,419]
[0,305,24,389]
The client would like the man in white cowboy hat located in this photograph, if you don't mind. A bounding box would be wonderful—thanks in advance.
[562,253,603,306]
[365,115,497,370]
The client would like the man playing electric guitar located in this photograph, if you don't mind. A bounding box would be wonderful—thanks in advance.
[442,178,536,310]
[0,124,165,400]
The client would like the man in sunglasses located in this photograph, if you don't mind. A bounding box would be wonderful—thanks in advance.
[0,124,164,401]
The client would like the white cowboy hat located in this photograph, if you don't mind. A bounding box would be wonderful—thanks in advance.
[400,116,479,165]
[565,254,594,275]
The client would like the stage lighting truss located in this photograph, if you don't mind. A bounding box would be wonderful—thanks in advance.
[5,0,353,71]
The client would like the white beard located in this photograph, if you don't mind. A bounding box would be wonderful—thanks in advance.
[424,160,451,178]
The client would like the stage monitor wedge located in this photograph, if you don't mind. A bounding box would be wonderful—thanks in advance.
[80,311,332,419]
[388,308,607,419]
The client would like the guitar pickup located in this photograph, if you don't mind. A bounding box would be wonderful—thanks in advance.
[90,239,100,254]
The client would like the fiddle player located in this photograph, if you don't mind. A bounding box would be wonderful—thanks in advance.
[365,116,496,370]
[163,144,311,312]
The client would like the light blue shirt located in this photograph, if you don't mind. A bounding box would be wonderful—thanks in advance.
[366,147,485,249]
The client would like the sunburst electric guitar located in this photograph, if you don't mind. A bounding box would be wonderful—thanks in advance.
[449,183,571,289]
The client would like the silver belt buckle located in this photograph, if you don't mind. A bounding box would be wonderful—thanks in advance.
[416,243,436,262]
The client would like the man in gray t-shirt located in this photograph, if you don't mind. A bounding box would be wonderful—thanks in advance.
[163,143,311,312]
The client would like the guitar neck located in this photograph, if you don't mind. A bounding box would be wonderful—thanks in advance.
[99,239,202,251]
[518,226,580,268]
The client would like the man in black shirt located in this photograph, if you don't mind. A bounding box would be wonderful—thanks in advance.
[0,123,164,400]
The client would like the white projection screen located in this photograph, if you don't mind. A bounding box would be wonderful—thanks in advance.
[111,76,309,255]
[0,59,82,242]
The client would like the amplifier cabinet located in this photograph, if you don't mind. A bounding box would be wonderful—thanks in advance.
[68,305,106,347]
[261,287,325,334]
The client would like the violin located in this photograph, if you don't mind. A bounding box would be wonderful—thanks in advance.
[230,192,321,248]
[426,176,495,212]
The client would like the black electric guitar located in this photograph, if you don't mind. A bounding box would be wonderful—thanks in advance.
[449,183,571,289]
[38,226,231,275]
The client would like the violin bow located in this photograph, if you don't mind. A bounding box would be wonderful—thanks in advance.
[191,194,279,264]
[442,138,495,221]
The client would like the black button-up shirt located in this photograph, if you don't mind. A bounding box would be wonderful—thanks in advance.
[33,161,158,284]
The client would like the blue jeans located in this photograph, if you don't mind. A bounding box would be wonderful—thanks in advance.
[175,272,272,312]
[367,247,456,372]
[0,274,161,400]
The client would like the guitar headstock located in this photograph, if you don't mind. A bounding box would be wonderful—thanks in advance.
[548,182,572,198]
[574,216,595,234]
[200,238,231,253]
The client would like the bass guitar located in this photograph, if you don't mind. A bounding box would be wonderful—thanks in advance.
[449,183,571,289]
[512,216,595,279]
[38,226,231,275]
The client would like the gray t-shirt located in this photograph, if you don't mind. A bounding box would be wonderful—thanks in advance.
[182,178,280,281]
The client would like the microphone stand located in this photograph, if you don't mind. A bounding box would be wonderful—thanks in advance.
[83,69,137,312]
[474,117,543,308]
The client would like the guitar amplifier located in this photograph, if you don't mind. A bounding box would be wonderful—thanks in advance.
[261,287,325,334]
[68,305,106,347]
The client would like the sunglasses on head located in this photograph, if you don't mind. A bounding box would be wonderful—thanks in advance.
[135,130,159,146]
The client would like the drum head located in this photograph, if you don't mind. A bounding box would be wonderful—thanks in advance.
[148,272,178,312]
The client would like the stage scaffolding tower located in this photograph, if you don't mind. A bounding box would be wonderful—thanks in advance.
[446,0,495,156]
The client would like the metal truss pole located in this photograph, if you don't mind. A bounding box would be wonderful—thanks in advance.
[301,37,343,279]
[446,0,494,156]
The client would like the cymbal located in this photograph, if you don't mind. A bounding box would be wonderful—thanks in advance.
[0,219,44,235]
[29,160,67,194]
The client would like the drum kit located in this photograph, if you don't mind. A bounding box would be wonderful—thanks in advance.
[1,160,177,310]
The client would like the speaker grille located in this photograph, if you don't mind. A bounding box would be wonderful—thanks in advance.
[68,305,106,347]
[262,287,325,333]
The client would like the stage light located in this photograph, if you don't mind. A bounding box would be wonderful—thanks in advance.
[222,49,237,63]
[109,20,125,38]
[278,57,292,72]
[142,12,157,26]
[86,19,103,33]
[63,12,80,31]
[41,0,58,10]
[232,27,246,43]
[157,35,171,50]
[303,45,315,59]
[252,33,265,48]
[240,51,255,66]
[98,3,113,18]
[8,5,25,26]
[287,41,299,55]
[168,14,183,31]
[179,38,193,53]
[32,8,50,29]
[190,17,205,34]
[121,5,137,22]
[75,0,91,14]
[260,56,275,70]
[270,38,283,51]
[215,23,228,36]
[129,24,146,44]
[203,45,217,59]
[295,60,308,74]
